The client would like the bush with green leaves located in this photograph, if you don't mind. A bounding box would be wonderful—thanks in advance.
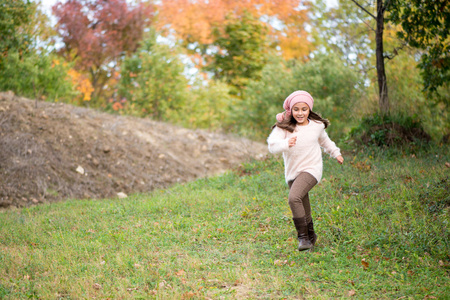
[289,52,363,138]
[349,113,431,149]
[174,80,234,130]
[239,53,362,140]
[385,51,449,142]
[118,33,188,120]
[0,0,33,67]
[232,55,292,139]
[0,51,76,102]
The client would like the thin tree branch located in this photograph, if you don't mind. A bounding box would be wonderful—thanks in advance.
[384,41,409,61]
[361,18,376,32]
[351,0,376,20]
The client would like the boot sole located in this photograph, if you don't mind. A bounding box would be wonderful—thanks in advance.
[298,245,313,251]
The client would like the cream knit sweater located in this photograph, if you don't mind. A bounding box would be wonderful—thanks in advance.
[267,120,341,183]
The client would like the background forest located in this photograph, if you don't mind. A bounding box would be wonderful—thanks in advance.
[1,0,449,143]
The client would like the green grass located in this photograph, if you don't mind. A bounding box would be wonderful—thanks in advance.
[1,147,449,299]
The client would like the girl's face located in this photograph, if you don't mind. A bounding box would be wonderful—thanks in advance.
[292,102,310,125]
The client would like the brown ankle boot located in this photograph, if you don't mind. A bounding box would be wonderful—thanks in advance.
[293,217,312,251]
[307,220,317,245]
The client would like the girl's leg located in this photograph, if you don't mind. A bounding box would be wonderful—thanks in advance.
[288,172,317,219]
[303,193,312,224]
[288,172,317,251]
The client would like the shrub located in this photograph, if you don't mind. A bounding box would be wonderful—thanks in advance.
[174,80,234,130]
[0,51,76,102]
[117,32,188,120]
[349,113,431,148]
[239,52,362,140]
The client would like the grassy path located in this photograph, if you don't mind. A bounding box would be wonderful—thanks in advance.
[1,147,449,299]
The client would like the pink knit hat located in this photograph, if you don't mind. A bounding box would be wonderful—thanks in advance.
[276,90,314,122]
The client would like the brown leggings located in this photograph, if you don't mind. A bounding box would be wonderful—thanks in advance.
[287,172,318,222]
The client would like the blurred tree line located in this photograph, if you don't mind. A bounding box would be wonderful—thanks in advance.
[0,0,448,142]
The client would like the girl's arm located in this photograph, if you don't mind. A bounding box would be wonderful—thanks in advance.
[318,127,342,160]
[267,126,290,154]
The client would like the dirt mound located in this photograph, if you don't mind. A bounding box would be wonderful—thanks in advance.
[0,92,267,209]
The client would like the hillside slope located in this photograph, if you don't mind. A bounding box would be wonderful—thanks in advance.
[0,92,267,208]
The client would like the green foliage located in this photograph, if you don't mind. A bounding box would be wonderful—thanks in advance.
[234,55,293,139]
[385,51,449,142]
[0,50,76,102]
[0,0,33,66]
[290,52,362,136]
[0,148,448,298]
[118,32,188,120]
[389,0,450,96]
[208,11,271,96]
[312,0,372,70]
[239,52,362,140]
[349,113,431,148]
[174,80,234,130]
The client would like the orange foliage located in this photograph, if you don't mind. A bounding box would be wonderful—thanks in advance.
[156,0,313,60]
[112,102,123,111]
[67,68,94,102]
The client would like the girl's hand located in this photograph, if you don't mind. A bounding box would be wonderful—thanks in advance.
[288,136,297,147]
[336,155,344,164]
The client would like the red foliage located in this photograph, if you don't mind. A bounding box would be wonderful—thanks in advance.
[52,0,153,98]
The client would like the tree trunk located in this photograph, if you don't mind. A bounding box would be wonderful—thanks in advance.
[376,0,389,115]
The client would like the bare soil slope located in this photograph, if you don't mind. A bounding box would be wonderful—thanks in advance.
[0,92,267,208]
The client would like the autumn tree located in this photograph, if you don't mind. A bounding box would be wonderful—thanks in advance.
[156,0,313,62]
[52,0,153,104]
[208,12,271,95]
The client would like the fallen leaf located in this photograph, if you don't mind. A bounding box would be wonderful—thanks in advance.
[93,283,102,290]
[348,290,356,296]
[182,291,195,299]
[176,269,186,276]
[445,162,450,168]
[361,258,369,269]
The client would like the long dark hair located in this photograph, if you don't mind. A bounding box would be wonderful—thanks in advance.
[272,110,330,133]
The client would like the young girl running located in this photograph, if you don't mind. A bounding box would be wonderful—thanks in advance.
[267,90,344,251]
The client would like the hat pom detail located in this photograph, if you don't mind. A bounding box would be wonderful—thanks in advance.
[276,112,285,122]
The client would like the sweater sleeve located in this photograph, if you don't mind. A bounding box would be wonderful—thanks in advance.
[267,126,289,154]
[318,127,341,158]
